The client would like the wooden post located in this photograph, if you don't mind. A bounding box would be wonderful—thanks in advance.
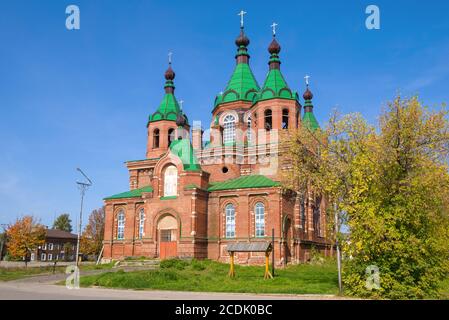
[264,252,273,279]
[228,252,235,278]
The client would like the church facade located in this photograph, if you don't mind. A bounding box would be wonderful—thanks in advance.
[102,24,331,265]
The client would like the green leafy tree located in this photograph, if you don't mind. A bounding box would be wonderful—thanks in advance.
[343,97,449,299]
[282,96,449,299]
[52,213,73,232]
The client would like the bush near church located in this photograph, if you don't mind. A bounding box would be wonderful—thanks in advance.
[282,96,449,299]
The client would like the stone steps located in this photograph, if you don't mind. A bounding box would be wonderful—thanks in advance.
[115,259,160,268]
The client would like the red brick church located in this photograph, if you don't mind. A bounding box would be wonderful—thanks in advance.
[102,20,330,265]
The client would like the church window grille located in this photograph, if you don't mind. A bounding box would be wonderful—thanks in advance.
[255,202,265,237]
[225,204,236,238]
[223,114,236,144]
[164,165,178,197]
[138,208,145,239]
[117,211,125,240]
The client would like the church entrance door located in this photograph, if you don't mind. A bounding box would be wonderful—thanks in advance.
[157,215,178,259]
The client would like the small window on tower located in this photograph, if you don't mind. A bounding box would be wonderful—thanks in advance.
[153,129,160,148]
[168,128,175,146]
[264,109,272,131]
[223,114,236,144]
[247,116,252,144]
[282,109,289,129]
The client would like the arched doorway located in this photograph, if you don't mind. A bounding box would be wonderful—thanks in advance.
[283,216,292,264]
[157,215,178,259]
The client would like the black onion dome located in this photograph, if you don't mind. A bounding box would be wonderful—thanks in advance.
[176,113,187,127]
[165,65,175,80]
[235,29,250,47]
[303,87,313,100]
[268,37,281,54]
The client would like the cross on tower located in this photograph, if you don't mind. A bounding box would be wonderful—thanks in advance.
[304,75,311,86]
[168,51,173,64]
[237,10,247,28]
[271,22,278,36]
[179,100,184,110]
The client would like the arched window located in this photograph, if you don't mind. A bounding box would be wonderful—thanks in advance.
[282,109,289,129]
[225,204,236,238]
[300,195,306,230]
[168,128,175,146]
[164,165,178,197]
[255,202,265,237]
[247,116,252,144]
[153,129,160,148]
[313,196,322,236]
[138,208,145,239]
[117,210,125,240]
[223,114,236,144]
[264,109,272,131]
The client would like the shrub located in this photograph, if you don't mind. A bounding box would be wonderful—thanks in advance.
[160,258,189,270]
[190,259,206,271]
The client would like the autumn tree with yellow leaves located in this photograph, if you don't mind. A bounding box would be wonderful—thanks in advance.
[80,207,105,258]
[6,216,46,262]
[282,96,449,299]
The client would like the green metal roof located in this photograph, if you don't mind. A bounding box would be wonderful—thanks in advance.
[148,77,188,124]
[169,138,201,171]
[149,90,186,123]
[256,68,297,102]
[214,62,260,107]
[302,108,320,131]
[104,186,153,200]
[208,175,280,192]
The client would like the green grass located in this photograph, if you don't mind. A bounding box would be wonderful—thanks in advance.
[80,258,339,295]
[0,266,66,281]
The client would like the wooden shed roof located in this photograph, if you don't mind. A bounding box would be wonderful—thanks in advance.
[226,242,272,252]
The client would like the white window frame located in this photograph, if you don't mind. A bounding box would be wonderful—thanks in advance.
[223,114,236,144]
[48,243,53,250]
[247,116,252,144]
[255,202,265,237]
[43,243,47,250]
[117,211,125,240]
[41,253,46,261]
[225,204,236,238]
[48,253,53,261]
[30,253,35,261]
[139,208,145,239]
[164,165,178,197]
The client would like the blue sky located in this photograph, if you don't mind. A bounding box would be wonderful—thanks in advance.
[1,0,448,230]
